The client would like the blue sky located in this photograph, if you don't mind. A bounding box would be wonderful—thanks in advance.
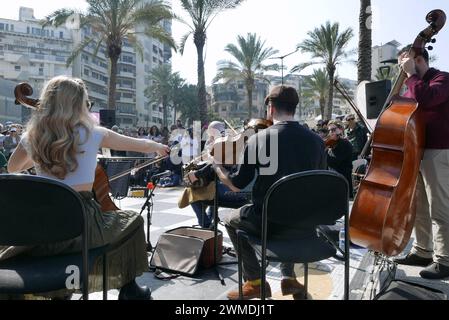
[3,0,449,85]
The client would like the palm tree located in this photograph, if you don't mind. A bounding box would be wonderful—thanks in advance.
[44,0,176,110]
[358,0,372,83]
[170,73,186,123]
[292,21,353,120]
[214,33,279,119]
[179,0,245,124]
[176,84,201,124]
[145,64,183,127]
[302,69,329,120]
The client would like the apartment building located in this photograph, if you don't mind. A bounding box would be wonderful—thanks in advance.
[0,6,172,128]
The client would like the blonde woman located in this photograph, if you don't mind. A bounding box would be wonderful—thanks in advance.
[4,76,169,300]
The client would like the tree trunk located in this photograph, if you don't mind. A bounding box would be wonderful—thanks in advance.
[108,54,119,111]
[194,31,207,126]
[173,106,177,125]
[247,87,253,119]
[162,95,168,128]
[326,65,335,121]
[319,97,325,120]
[358,0,372,84]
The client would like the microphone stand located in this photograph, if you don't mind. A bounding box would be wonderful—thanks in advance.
[139,177,160,252]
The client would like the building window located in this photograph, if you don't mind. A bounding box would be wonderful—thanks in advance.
[15,66,21,71]
[0,23,4,31]
[59,31,63,39]
[84,68,90,76]
[10,25,14,32]
[27,26,30,34]
[122,55,134,64]
[5,24,9,31]
[38,68,44,76]
[51,30,54,37]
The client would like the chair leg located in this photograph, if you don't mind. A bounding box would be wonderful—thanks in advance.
[103,253,109,300]
[261,257,266,300]
[237,232,243,300]
[304,263,308,300]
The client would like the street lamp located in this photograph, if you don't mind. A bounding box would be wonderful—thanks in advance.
[269,48,300,85]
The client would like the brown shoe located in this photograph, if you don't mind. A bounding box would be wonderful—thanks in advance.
[281,279,307,300]
[227,281,272,300]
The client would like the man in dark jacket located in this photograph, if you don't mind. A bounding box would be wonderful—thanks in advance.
[213,85,327,300]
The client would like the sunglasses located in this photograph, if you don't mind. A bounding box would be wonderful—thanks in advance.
[329,127,339,132]
[87,100,94,111]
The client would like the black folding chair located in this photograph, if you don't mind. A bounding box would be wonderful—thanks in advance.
[0,174,111,300]
[236,170,350,300]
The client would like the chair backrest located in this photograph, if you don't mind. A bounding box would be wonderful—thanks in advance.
[0,174,86,246]
[264,170,349,229]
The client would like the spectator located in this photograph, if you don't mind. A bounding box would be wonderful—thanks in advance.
[3,127,20,159]
[327,120,354,198]
[160,126,170,146]
[148,126,162,143]
[180,128,200,165]
[345,114,368,160]
[137,127,148,139]
[176,119,185,129]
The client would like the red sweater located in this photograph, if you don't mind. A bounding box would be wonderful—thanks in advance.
[404,68,449,149]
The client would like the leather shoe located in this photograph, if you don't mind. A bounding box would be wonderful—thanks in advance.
[281,279,307,300]
[227,281,271,300]
[420,263,449,280]
[393,253,433,267]
[118,280,152,300]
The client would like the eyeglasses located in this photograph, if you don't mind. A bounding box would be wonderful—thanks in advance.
[329,127,338,132]
[346,118,355,121]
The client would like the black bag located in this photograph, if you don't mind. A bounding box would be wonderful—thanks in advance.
[150,227,223,276]
[375,280,447,300]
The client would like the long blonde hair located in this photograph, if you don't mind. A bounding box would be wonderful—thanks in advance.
[27,76,94,179]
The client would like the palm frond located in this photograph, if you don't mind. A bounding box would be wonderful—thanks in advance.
[290,62,317,74]
[144,25,177,52]
[179,31,193,55]
[66,37,96,67]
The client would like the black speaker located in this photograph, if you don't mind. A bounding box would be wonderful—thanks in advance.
[99,109,116,128]
[365,80,391,119]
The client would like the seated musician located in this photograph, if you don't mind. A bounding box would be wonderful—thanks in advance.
[186,121,249,228]
[325,120,354,199]
[3,76,170,300]
[213,85,327,300]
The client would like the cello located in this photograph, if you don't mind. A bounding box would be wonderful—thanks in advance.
[349,9,446,257]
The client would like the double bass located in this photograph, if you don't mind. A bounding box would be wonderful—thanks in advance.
[349,10,446,257]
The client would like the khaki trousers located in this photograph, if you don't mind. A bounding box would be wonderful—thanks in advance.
[412,150,449,267]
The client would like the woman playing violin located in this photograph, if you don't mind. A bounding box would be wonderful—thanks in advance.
[3,76,169,300]
[326,120,354,198]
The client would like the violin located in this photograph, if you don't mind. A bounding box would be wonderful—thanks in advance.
[182,118,273,187]
[210,118,273,165]
[325,136,339,149]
